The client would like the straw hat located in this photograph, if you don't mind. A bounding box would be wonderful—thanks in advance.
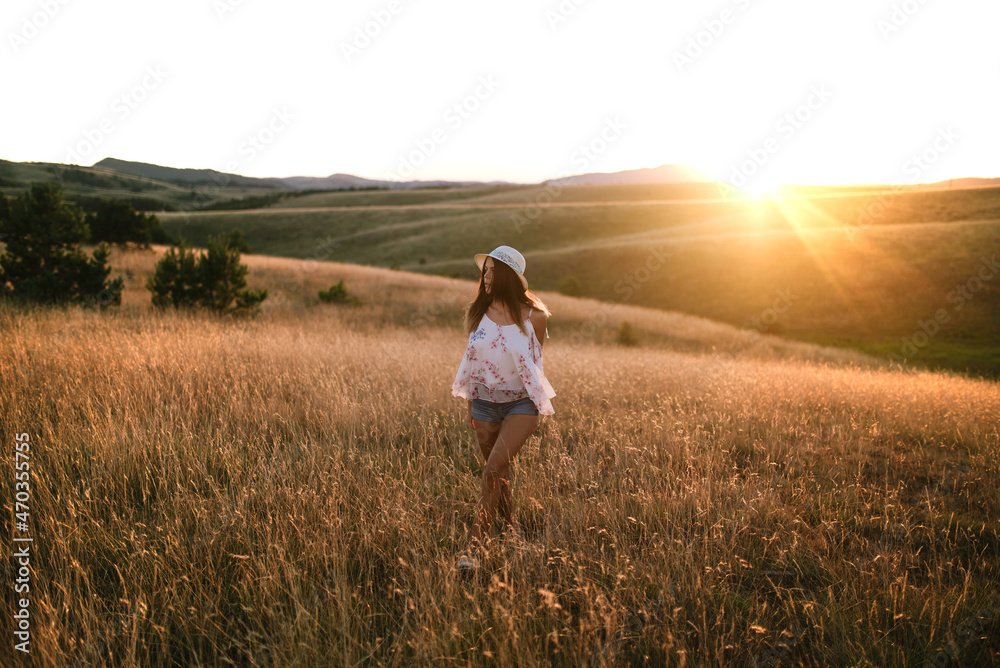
[475,245,528,291]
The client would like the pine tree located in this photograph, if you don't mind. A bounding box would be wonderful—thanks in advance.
[198,234,249,312]
[224,229,251,254]
[147,233,266,314]
[85,199,162,248]
[146,238,201,308]
[0,194,9,234]
[0,182,123,307]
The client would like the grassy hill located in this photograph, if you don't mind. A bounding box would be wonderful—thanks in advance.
[154,184,1000,379]
[3,158,997,376]
[2,245,997,666]
[0,159,300,212]
[82,243,880,366]
[92,157,290,189]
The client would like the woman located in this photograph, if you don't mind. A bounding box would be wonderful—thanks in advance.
[451,245,556,571]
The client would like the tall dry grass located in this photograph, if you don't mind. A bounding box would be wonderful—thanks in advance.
[1,247,998,666]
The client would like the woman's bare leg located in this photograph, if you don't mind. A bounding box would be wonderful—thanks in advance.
[474,418,513,526]
[469,413,540,549]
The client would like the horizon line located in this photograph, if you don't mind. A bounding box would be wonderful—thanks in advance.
[3,155,1000,190]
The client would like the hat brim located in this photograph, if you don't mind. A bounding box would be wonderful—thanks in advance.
[475,253,529,291]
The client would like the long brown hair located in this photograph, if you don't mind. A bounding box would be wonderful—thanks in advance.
[464,256,551,339]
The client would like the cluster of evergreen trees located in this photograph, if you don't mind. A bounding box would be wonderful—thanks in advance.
[0,182,266,314]
[0,182,123,307]
[146,235,266,313]
[82,198,172,246]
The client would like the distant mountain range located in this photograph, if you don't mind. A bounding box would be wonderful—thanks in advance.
[93,158,290,189]
[544,163,714,186]
[5,157,996,195]
[92,158,721,191]
[93,158,517,191]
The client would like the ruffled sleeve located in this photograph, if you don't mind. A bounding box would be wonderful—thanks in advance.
[452,332,476,400]
[513,322,556,415]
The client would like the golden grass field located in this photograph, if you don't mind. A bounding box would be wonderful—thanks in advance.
[2,245,999,666]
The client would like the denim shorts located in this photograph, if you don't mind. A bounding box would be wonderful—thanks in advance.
[470,396,539,423]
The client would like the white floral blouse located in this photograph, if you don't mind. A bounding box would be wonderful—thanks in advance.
[451,306,556,415]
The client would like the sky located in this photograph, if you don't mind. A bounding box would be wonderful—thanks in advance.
[3,0,999,189]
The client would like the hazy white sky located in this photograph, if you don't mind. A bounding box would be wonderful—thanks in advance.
[3,0,998,187]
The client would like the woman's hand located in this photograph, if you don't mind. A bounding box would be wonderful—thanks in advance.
[468,400,474,429]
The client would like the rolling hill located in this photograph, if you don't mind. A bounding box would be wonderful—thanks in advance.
[92,157,519,191]
[150,182,1000,379]
[3,157,999,377]
[545,163,714,186]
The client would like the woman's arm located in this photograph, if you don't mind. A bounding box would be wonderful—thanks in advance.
[530,310,548,349]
